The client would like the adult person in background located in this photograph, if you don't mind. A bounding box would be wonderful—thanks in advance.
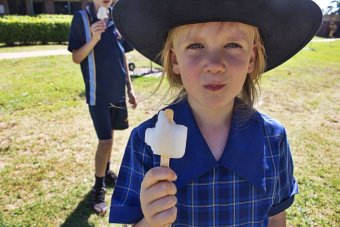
[68,0,137,216]
[329,19,338,38]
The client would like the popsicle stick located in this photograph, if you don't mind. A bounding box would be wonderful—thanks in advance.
[160,156,170,167]
[161,109,173,167]
[164,109,174,123]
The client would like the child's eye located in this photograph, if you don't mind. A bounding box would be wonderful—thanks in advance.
[187,43,204,49]
[225,43,242,48]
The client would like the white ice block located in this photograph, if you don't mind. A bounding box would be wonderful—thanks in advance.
[145,109,187,166]
[97,6,108,20]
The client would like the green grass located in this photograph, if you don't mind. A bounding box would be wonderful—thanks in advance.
[258,41,340,226]
[0,41,339,226]
[0,44,68,53]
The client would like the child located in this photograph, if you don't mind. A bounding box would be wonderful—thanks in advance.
[67,0,137,215]
[109,0,322,225]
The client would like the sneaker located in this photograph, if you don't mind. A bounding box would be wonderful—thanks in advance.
[92,187,107,216]
[105,170,118,187]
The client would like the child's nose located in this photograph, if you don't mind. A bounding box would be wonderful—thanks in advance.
[203,51,226,74]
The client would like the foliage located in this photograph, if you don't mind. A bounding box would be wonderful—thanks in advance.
[326,0,340,15]
[0,15,72,45]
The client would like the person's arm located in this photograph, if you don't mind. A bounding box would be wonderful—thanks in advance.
[72,36,99,64]
[124,55,138,109]
[268,211,286,227]
[72,20,106,64]
[267,126,297,226]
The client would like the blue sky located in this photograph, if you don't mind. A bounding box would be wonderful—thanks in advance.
[313,0,336,12]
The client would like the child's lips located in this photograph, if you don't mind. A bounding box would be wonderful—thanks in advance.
[203,84,225,91]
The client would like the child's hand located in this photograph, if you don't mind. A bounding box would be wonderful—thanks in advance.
[140,167,178,227]
[90,20,106,41]
[127,89,137,109]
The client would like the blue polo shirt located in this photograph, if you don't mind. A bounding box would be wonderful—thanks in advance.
[68,4,129,106]
[109,98,298,226]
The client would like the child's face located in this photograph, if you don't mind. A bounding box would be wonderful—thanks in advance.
[94,0,114,8]
[170,22,256,110]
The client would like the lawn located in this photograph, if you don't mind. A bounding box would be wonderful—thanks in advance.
[0,44,67,53]
[0,40,339,226]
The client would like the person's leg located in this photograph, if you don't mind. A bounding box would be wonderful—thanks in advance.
[104,130,118,186]
[105,130,113,172]
[95,139,113,177]
[89,105,113,215]
[92,139,113,216]
[105,102,129,184]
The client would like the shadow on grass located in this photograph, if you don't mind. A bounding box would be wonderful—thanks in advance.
[78,91,86,99]
[60,190,95,227]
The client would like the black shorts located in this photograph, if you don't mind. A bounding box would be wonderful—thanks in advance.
[89,102,129,140]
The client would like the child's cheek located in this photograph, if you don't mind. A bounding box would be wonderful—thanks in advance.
[182,54,204,71]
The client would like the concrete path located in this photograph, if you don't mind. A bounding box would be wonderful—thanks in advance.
[0,49,70,60]
[1,38,339,60]
[0,48,163,76]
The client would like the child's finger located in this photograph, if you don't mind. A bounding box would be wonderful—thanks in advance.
[94,20,106,26]
[91,24,106,32]
[148,195,177,215]
[142,180,177,204]
[151,206,177,226]
[93,26,106,32]
[142,167,177,189]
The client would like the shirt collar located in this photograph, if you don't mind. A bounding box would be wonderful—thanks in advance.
[167,98,267,192]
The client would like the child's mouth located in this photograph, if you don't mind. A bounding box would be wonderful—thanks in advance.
[203,84,225,91]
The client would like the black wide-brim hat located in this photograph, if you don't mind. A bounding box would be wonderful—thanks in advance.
[113,0,322,72]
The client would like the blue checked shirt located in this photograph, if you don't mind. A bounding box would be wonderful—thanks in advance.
[109,98,298,226]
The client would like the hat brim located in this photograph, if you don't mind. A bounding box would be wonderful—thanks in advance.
[113,0,322,72]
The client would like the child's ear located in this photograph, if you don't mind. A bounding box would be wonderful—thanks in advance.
[247,46,256,73]
[170,50,180,74]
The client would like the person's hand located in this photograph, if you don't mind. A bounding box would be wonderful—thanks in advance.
[128,89,137,109]
[140,167,177,227]
[91,20,106,41]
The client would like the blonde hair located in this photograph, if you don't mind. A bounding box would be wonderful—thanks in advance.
[160,22,266,109]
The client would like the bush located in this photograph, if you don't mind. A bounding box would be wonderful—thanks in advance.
[0,15,72,45]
